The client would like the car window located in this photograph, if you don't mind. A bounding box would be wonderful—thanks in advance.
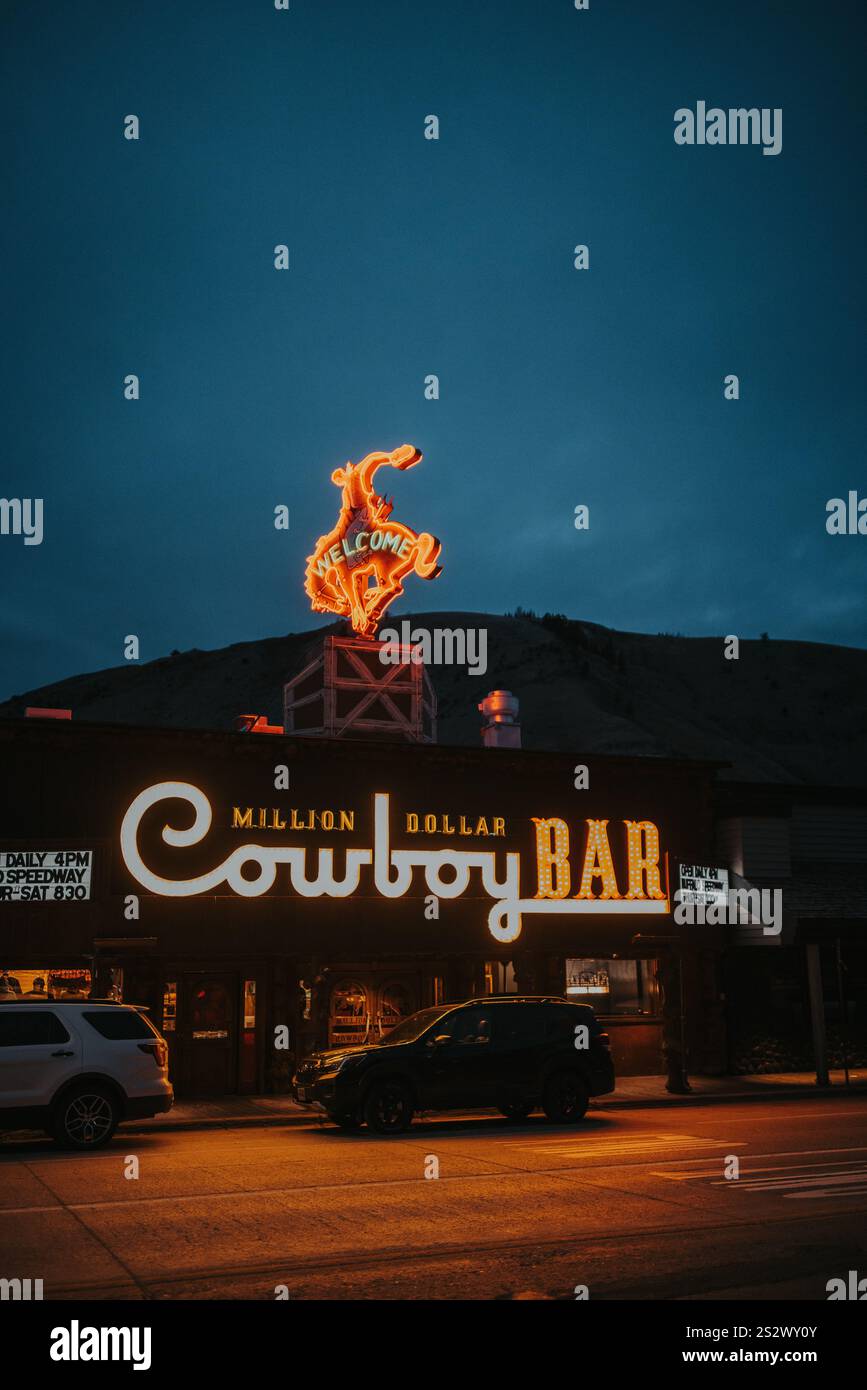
[546,1006,597,1041]
[436,1007,492,1045]
[379,1006,454,1046]
[493,1005,547,1044]
[82,1009,156,1041]
[0,1010,70,1046]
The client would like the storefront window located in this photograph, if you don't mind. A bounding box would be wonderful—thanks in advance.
[243,979,256,1030]
[565,958,660,1015]
[377,981,413,1038]
[104,967,123,1002]
[484,961,515,995]
[329,981,369,1046]
[191,982,231,1039]
[162,981,177,1032]
[0,968,92,1000]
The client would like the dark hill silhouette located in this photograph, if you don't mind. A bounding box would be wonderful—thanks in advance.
[3,611,866,786]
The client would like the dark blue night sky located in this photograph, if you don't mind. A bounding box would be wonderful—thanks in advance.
[2,0,865,697]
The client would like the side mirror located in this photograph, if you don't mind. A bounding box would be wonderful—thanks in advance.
[429,1034,452,1048]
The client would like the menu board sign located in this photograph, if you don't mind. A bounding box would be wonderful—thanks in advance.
[678,863,729,909]
[0,850,93,902]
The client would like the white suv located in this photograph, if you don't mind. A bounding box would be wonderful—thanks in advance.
[0,1001,173,1149]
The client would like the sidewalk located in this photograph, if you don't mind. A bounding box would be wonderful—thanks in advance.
[122,1069,867,1135]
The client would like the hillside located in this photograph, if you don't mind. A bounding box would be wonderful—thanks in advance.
[3,611,867,786]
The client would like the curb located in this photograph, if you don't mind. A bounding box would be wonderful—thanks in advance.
[122,1112,317,1135]
[119,1082,867,1135]
[594,1084,867,1110]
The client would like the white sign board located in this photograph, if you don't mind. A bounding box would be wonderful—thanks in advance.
[678,863,729,908]
[0,850,93,902]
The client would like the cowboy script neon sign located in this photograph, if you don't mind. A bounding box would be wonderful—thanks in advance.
[304,445,442,637]
[120,783,670,943]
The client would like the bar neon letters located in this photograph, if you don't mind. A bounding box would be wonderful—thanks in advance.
[120,783,669,943]
[533,817,665,901]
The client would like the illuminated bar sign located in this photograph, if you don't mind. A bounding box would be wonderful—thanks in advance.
[0,850,93,902]
[120,784,669,943]
[304,444,442,637]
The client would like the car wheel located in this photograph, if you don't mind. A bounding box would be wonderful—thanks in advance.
[542,1072,589,1124]
[51,1085,120,1150]
[363,1080,414,1135]
[499,1101,535,1120]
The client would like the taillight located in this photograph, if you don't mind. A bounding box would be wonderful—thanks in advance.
[138,1041,168,1067]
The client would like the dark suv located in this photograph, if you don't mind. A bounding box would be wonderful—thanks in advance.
[292,996,614,1134]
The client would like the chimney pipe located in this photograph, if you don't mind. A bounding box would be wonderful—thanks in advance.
[478,690,521,750]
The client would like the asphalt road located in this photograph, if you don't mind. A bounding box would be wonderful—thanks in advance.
[2,1096,866,1301]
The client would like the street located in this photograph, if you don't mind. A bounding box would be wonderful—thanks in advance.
[2,1095,866,1301]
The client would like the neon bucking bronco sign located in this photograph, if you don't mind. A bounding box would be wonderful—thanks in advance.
[304,445,442,637]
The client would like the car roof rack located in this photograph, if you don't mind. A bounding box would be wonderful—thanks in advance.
[460,995,568,1004]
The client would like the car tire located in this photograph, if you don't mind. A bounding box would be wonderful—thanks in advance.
[499,1101,535,1120]
[51,1084,120,1150]
[362,1079,414,1135]
[542,1071,589,1124]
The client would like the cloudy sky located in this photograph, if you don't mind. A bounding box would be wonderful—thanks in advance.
[2,0,865,698]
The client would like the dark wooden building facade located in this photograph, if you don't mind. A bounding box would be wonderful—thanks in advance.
[0,717,728,1096]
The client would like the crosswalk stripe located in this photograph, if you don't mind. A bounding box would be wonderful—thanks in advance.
[788,1185,867,1200]
[716,1167,867,1194]
[656,1158,867,1182]
[504,1134,732,1158]
[653,1157,867,1201]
